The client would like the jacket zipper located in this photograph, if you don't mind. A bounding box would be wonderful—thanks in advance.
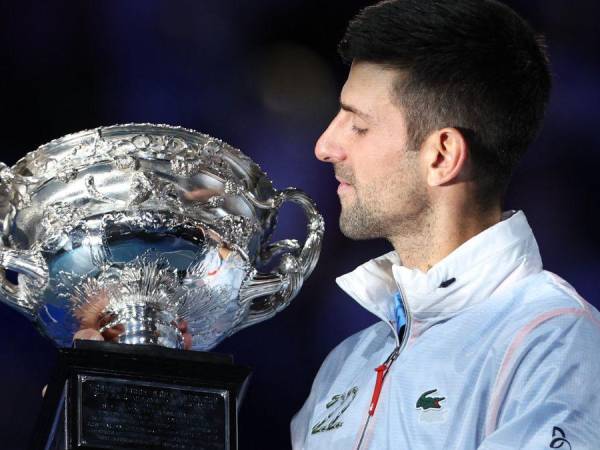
[354,345,400,450]
[355,285,412,450]
[368,346,400,415]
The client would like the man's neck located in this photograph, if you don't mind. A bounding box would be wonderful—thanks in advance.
[389,206,503,273]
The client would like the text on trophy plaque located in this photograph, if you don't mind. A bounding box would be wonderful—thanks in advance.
[77,375,229,449]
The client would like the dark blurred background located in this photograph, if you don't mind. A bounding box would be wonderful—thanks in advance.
[0,1,598,449]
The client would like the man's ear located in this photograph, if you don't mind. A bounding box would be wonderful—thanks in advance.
[420,128,468,187]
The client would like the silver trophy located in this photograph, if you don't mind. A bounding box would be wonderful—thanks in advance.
[0,123,323,349]
[0,124,323,450]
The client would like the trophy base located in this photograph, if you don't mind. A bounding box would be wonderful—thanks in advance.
[32,340,251,450]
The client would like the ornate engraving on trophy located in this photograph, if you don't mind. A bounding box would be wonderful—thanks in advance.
[77,375,229,450]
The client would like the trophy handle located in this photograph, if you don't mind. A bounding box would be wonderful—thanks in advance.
[236,188,324,330]
[0,247,48,317]
[0,162,14,238]
[0,163,48,316]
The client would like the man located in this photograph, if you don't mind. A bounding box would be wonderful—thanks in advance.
[290,1,600,449]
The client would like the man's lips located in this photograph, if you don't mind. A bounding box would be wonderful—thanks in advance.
[335,176,353,195]
[335,176,352,186]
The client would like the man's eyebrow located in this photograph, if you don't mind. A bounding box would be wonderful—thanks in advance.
[340,101,372,121]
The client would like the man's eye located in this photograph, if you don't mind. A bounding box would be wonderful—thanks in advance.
[352,125,368,135]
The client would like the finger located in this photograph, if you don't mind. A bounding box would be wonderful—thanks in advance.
[42,384,47,398]
[73,328,104,342]
[97,311,117,329]
[177,319,189,334]
[101,324,124,342]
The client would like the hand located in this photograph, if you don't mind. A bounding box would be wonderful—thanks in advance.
[73,290,122,342]
[72,291,193,350]
[73,320,193,350]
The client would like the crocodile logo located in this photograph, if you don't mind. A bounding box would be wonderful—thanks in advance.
[416,389,445,410]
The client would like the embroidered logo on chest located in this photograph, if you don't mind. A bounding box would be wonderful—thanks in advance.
[416,389,445,410]
[416,388,448,423]
[311,386,359,434]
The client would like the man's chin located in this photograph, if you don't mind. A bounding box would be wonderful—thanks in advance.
[339,226,379,241]
[339,214,380,241]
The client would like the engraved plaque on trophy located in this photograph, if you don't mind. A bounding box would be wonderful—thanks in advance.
[0,124,324,449]
[77,376,228,448]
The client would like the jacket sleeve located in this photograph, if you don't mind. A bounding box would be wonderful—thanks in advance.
[478,309,600,449]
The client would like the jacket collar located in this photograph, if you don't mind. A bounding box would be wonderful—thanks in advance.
[335,211,543,325]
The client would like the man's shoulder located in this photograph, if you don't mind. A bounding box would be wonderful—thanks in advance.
[315,321,391,380]
[335,320,391,352]
[492,269,600,347]
[507,270,598,317]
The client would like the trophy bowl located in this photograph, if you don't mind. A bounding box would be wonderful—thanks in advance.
[0,123,324,351]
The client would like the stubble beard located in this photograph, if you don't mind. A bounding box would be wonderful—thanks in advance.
[339,185,387,240]
[337,167,431,242]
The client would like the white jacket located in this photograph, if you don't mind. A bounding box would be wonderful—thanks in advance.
[291,211,600,449]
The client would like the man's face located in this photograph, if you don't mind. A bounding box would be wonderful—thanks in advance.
[315,62,430,241]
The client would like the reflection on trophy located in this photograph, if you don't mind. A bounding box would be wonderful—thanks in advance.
[0,124,323,449]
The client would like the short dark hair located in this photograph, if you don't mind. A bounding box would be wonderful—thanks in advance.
[339,0,551,204]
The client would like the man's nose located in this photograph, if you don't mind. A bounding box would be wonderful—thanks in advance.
[314,116,346,163]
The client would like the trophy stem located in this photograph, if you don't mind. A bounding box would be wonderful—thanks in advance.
[105,304,184,349]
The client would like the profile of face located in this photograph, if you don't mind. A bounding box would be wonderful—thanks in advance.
[315,62,430,241]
